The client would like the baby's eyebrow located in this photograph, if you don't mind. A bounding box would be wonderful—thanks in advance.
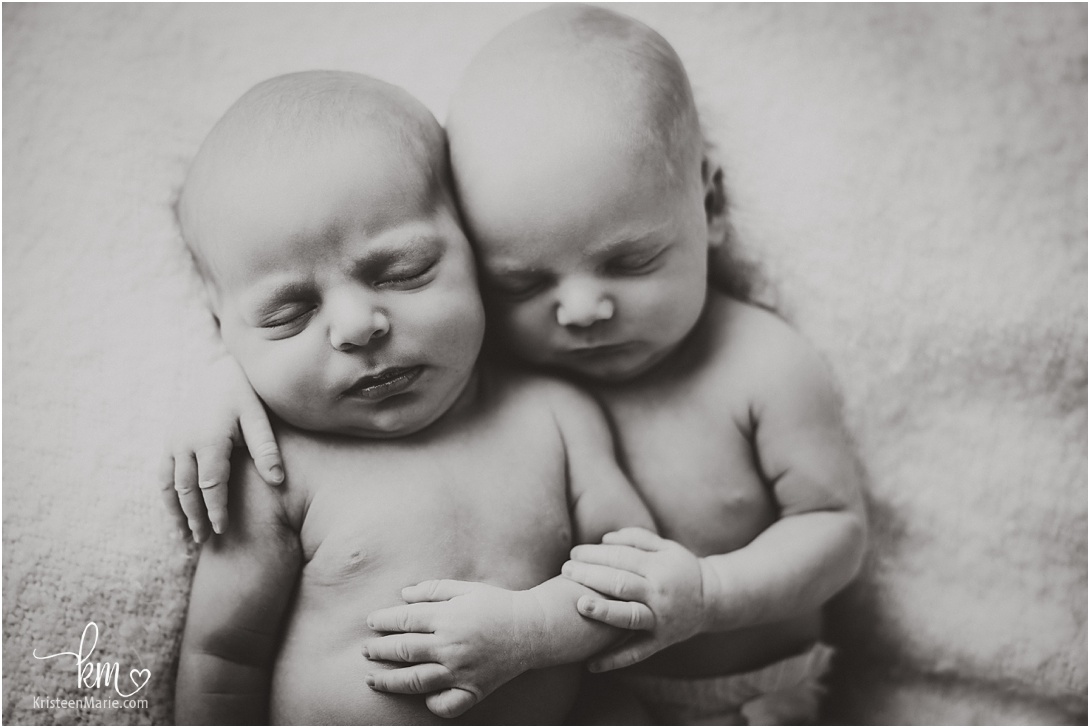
[589,233,663,259]
[347,235,443,274]
[246,279,314,311]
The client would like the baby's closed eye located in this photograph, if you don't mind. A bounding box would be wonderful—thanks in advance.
[486,272,550,300]
[604,245,667,275]
[260,303,316,327]
[256,303,317,338]
[374,258,438,289]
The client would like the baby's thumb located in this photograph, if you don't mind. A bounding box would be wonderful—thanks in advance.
[240,411,284,485]
[425,688,478,719]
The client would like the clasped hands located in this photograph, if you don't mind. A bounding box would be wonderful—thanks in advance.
[362,527,711,719]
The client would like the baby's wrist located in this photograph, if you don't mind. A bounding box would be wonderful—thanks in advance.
[510,589,549,668]
[697,557,721,633]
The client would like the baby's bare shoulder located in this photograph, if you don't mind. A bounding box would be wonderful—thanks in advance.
[224,445,301,540]
[255,424,347,527]
[704,295,833,398]
[480,360,601,419]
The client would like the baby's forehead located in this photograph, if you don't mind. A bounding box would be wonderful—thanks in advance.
[450,7,702,174]
[201,92,437,179]
[180,72,451,279]
[183,124,435,251]
[195,116,428,192]
[472,7,684,95]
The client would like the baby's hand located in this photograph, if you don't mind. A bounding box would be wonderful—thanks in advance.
[362,580,544,719]
[159,355,283,542]
[562,526,710,672]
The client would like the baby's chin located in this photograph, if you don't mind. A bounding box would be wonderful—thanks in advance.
[273,368,480,440]
[272,398,453,441]
[273,411,433,440]
[542,344,677,384]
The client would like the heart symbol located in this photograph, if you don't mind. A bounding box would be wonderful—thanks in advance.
[129,668,150,693]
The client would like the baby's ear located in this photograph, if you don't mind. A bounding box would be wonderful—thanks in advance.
[702,155,729,250]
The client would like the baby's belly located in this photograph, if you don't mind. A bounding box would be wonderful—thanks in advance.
[630,611,824,679]
[270,571,579,724]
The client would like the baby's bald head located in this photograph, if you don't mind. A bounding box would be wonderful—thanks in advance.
[448,4,704,199]
[445,6,736,382]
[179,71,451,284]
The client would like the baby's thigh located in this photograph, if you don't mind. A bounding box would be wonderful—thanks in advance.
[566,673,653,725]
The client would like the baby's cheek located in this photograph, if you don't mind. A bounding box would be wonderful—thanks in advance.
[246,341,320,415]
[429,287,483,341]
[644,277,704,338]
[502,304,556,360]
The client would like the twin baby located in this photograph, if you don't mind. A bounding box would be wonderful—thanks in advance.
[166,5,866,725]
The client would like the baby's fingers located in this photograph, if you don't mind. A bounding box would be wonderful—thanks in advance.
[158,452,189,537]
[588,636,661,673]
[194,441,233,535]
[367,603,436,634]
[601,527,667,551]
[402,579,483,603]
[173,454,211,543]
[240,406,284,486]
[362,633,439,664]
[425,688,479,719]
[561,561,649,602]
[576,596,655,631]
[365,663,453,694]
[569,543,649,575]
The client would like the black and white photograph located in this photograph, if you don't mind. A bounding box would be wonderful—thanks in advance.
[3,3,1086,725]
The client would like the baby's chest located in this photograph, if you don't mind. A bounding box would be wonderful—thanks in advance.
[298,438,572,589]
[607,393,777,556]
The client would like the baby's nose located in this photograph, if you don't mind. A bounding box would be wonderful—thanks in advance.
[556,283,614,328]
[329,294,390,350]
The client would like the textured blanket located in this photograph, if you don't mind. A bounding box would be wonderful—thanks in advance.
[3,4,1085,724]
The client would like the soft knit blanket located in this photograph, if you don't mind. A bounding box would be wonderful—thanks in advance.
[3,4,1085,724]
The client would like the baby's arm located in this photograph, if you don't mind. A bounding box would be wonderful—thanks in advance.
[361,383,655,717]
[175,455,302,724]
[567,318,867,671]
[160,352,285,542]
[701,325,867,622]
[552,382,658,544]
[510,383,660,664]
